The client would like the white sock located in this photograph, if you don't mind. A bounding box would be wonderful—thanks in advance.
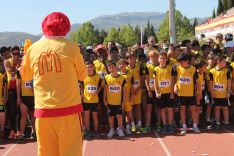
[193,123,197,128]
[216,122,220,125]
[182,124,187,129]
[126,124,130,129]
[137,121,142,127]
[131,122,135,128]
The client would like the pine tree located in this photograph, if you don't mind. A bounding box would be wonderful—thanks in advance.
[212,8,216,18]
[223,0,228,12]
[217,0,224,15]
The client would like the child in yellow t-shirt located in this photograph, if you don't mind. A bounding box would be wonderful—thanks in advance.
[104,60,126,138]
[174,53,202,134]
[209,55,231,128]
[118,59,134,135]
[81,61,102,139]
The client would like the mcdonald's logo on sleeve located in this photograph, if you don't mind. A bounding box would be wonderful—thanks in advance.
[38,51,62,75]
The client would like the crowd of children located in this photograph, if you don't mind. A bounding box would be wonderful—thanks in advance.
[0,32,234,142]
[80,33,234,139]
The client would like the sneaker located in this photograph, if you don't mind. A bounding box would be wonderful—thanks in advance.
[8,130,16,139]
[142,126,151,134]
[131,127,136,133]
[168,125,175,134]
[156,125,162,132]
[84,130,92,140]
[193,126,201,133]
[180,128,187,134]
[107,129,115,138]
[223,124,231,130]
[160,125,168,134]
[206,122,213,130]
[136,127,142,134]
[117,128,125,137]
[215,123,221,129]
[0,130,4,140]
[92,131,99,138]
[125,127,132,135]
[31,132,37,140]
[16,134,25,143]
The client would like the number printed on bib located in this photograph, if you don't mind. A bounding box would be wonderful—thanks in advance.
[25,81,32,89]
[87,85,98,93]
[213,84,224,91]
[159,80,171,88]
[109,85,121,93]
[98,72,107,79]
[179,76,191,84]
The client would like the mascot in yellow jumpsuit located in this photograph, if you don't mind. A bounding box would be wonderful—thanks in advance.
[20,12,87,156]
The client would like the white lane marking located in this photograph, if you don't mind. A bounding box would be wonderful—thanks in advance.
[154,131,173,156]
[225,129,234,136]
[82,140,87,156]
[2,144,17,156]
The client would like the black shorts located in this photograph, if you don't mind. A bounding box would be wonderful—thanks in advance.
[107,105,122,116]
[83,103,99,112]
[157,93,174,108]
[0,105,5,113]
[213,98,228,107]
[178,96,196,106]
[21,96,35,111]
[147,91,156,104]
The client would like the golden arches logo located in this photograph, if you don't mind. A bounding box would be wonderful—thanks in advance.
[38,51,62,75]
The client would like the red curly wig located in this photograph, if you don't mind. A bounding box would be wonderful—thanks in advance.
[42,12,71,37]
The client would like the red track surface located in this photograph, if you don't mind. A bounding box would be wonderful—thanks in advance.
[1,129,234,156]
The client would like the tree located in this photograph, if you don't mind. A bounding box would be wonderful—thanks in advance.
[70,22,98,47]
[157,10,194,42]
[217,0,224,15]
[212,8,216,18]
[134,25,141,43]
[96,30,107,44]
[143,20,157,44]
[223,0,228,12]
[118,25,138,47]
[104,28,119,44]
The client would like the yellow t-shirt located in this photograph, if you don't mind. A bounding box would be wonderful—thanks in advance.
[19,38,87,109]
[94,60,107,79]
[154,65,174,94]
[168,58,179,67]
[209,68,230,98]
[128,63,144,90]
[0,73,6,105]
[175,65,198,97]
[5,58,17,89]
[105,74,126,105]
[119,70,134,104]
[83,74,101,103]
[146,63,157,91]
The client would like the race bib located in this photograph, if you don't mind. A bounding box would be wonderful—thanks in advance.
[109,85,121,93]
[133,80,140,88]
[213,84,224,91]
[179,76,191,84]
[87,84,97,93]
[159,80,171,88]
[25,81,32,89]
[98,72,107,79]
[149,79,154,87]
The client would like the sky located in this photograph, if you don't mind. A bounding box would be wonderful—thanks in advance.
[0,0,217,35]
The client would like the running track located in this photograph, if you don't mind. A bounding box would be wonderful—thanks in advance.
[1,129,234,156]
